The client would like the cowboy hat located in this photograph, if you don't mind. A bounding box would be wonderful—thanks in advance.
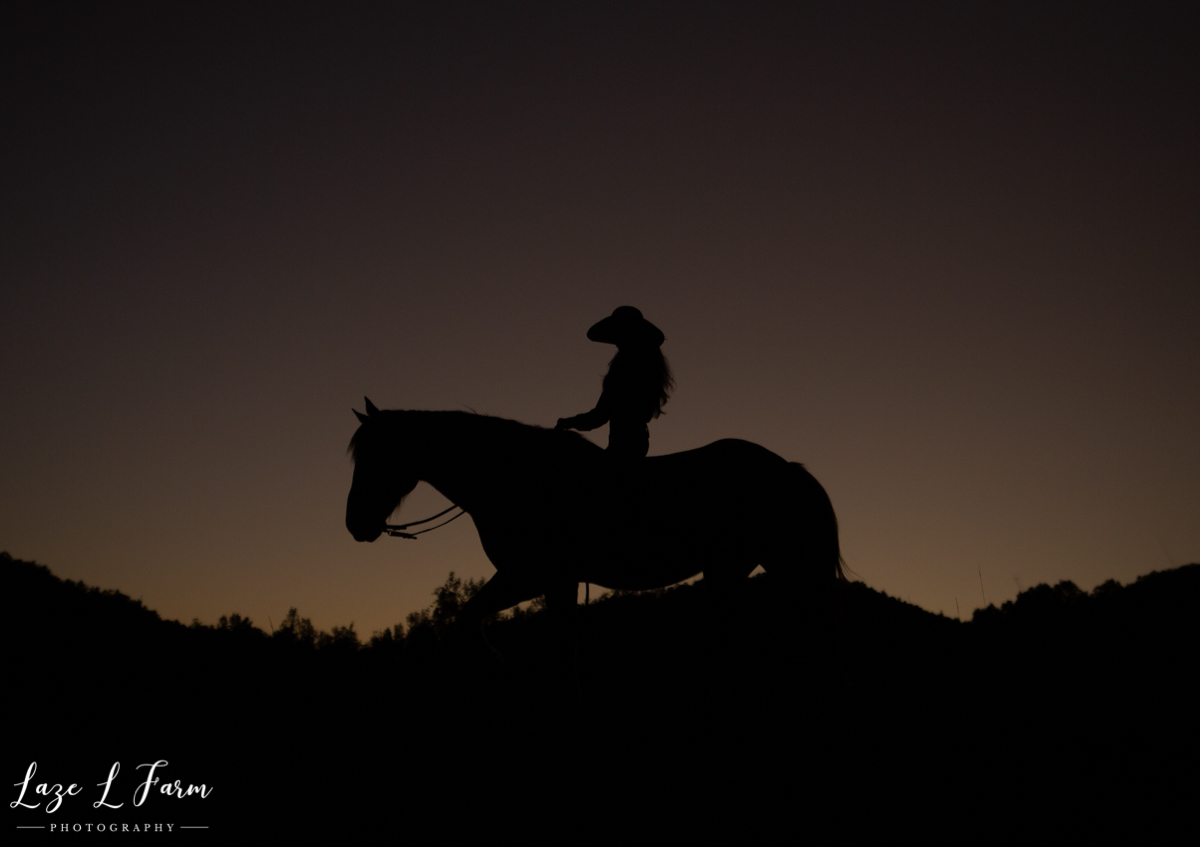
[586,306,665,347]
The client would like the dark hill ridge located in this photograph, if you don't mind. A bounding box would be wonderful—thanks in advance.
[5,551,1198,835]
[9,551,1195,686]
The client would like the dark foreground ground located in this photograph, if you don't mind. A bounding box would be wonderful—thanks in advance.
[5,552,1198,837]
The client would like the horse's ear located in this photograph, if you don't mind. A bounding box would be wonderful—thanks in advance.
[365,397,380,416]
[354,409,369,424]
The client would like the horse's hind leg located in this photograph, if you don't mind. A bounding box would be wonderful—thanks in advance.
[759,549,840,670]
[700,560,758,648]
[701,560,757,602]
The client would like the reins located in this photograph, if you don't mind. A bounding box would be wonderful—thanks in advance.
[384,505,466,539]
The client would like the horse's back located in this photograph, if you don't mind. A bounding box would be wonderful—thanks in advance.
[585,438,797,546]
[639,438,791,499]
[651,437,786,464]
[563,438,835,588]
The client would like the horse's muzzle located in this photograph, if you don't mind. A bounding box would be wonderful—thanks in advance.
[346,513,384,543]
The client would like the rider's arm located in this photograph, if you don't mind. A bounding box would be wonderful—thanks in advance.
[556,391,611,431]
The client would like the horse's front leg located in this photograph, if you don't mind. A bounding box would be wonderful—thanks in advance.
[453,569,543,657]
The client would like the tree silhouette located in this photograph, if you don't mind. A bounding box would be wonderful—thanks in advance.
[275,607,318,648]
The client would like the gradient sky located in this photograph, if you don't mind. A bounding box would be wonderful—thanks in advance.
[3,2,1197,637]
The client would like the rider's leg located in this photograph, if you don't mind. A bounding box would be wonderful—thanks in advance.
[542,577,583,701]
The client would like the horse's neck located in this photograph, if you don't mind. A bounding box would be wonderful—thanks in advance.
[409,413,500,511]
[407,411,587,514]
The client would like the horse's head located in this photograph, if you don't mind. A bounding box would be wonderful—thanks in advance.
[345,398,419,542]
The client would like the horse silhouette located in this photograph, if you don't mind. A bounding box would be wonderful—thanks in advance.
[346,399,844,638]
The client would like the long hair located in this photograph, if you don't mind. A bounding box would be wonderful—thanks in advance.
[603,344,675,419]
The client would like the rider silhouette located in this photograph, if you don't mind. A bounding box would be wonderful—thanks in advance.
[556,306,673,458]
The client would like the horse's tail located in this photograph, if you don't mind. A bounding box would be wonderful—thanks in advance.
[785,461,848,584]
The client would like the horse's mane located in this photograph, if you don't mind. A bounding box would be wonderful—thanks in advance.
[440,411,604,462]
[348,409,602,465]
